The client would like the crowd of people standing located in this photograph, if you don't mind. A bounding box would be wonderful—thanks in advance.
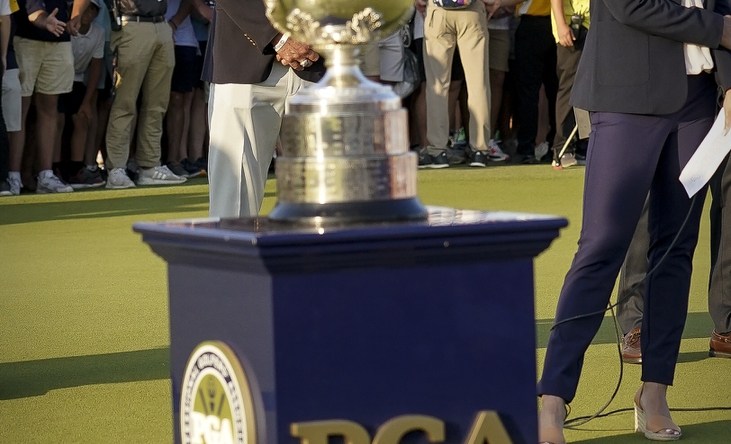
[0,0,585,197]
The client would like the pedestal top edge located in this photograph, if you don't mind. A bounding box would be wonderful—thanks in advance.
[133,207,568,247]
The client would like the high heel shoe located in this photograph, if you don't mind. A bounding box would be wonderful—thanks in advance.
[633,385,682,441]
[539,395,567,444]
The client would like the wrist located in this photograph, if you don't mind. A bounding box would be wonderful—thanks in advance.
[273,33,289,52]
[168,20,178,31]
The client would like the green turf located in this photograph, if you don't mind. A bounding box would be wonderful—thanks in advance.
[1,165,729,443]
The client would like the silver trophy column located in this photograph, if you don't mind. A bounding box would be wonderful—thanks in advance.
[265,2,427,224]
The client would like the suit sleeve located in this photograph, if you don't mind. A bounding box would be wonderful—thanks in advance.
[713,0,731,90]
[602,0,724,48]
[217,0,279,55]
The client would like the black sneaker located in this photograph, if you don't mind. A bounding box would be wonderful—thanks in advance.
[520,154,540,164]
[468,149,488,167]
[181,158,203,178]
[0,179,11,196]
[194,157,208,175]
[446,146,467,165]
[418,149,449,169]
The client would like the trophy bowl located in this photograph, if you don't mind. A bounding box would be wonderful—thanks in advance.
[264,0,427,225]
[264,0,415,48]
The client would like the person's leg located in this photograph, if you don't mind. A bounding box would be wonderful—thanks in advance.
[0,65,9,194]
[552,45,581,154]
[708,154,731,346]
[10,37,44,192]
[538,111,673,444]
[456,2,491,152]
[617,197,650,337]
[514,16,546,160]
[208,65,292,218]
[642,75,715,386]
[539,111,675,401]
[135,22,175,170]
[33,93,61,172]
[633,76,715,440]
[187,85,208,166]
[106,23,155,171]
[423,6,455,152]
[166,45,196,173]
[488,29,509,138]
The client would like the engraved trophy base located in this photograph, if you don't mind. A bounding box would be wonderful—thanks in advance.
[267,43,427,226]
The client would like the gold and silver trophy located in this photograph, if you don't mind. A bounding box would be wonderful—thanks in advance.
[265,0,427,224]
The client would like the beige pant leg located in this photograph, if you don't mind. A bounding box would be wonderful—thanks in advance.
[106,23,164,169]
[423,6,455,150]
[208,65,306,218]
[457,3,491,150]
[136,22,174,168]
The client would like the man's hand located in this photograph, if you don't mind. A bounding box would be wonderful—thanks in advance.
[483,0,502,20]
[42,8,66,37]
[29,8,66,36]
[556,22,574,47]
[415,0,427,17]
[68,0,89,35]
[273,36,319,71]
[76,100,94,125]
[723,16,731,50]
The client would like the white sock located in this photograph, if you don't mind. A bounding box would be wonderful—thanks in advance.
[39,169,54,179]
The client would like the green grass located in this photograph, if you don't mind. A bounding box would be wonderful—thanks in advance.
[1,165,729,443]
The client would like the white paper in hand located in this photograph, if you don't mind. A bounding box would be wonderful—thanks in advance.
[679,113,731,197]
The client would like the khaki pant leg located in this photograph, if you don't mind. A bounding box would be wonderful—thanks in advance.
[136,22,174,168]
[423,6,455,150]
[106,23,157,170]
[457,2,491,150]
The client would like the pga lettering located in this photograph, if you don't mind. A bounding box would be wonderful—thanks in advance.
[291,411,512,444]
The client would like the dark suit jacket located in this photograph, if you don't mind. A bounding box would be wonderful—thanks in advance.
[204,0,325,85]
[571,0,731,115]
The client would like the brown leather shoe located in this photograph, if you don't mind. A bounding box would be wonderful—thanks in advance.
[709,330,731,358]
[622,327,642,364]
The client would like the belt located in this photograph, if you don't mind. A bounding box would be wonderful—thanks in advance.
[120,15,166,23]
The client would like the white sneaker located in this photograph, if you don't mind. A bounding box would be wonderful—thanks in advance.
[560,152,578,168]
[106,167,136,189]
[36,172,73,193]
[534,141,550,161]
[136,165,187,185]
[487,139,510,162]
[7,173,22,195]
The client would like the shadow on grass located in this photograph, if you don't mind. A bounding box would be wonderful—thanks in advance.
[573,420,731,443]
[0,177,277,225]
[0,347,170,400]
[536,312,714,348]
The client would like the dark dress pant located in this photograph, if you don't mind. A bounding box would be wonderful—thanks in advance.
[709,156,731,333]
[538,74,716,402]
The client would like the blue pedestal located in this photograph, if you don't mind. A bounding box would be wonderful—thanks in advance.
[134,207,566,444]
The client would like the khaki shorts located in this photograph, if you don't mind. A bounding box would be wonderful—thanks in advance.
[361,32,405,82]
[14,37,74,97]
[2,68,22,132]
[489,29,510,73]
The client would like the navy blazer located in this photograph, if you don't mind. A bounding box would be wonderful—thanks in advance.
[571,0,731,115]
[205,0,325,85]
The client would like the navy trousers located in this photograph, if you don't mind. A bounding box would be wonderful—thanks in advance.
[538,74,716,402]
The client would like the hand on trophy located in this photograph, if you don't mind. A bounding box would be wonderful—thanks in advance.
[273,34,320,71]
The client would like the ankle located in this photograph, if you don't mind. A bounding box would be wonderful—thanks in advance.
[638,382,671,417]
[540,395,567,423]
